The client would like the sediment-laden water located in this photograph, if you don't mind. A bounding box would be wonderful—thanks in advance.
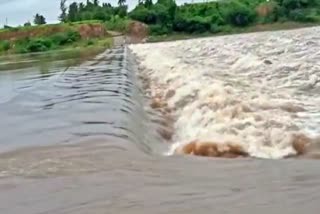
[0,28,320,214]
[131,27,320,159]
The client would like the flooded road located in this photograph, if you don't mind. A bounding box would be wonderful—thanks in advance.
[0,29,320,214]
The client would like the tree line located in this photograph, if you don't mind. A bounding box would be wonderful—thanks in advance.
[27,0,320,35]
[129,0,320,35]
[59,0,128,22]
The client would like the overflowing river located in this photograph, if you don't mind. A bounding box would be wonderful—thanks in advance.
[0,28,320,213]
[131,27,320,159]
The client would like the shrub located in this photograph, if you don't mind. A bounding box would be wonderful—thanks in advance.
[93,10,111,21]
[282,0,310,9]
[152,3,172,24]
[26,38,53,52]
[288,9,320,22]
[50,30,81,46]
[13,38,30,53]
[105,16,130,33]
[149,24,170,35]
[0,40,10,52]
[211,13,226,26]
[223,2,256,26]
[81,12,94,21]
[129,5,155,24]
[50,33,69,45]
[220,25,233,33]
[210,23,222,33]
[114,6,128,18]
[173,14,211,33]
[187,16,212,33]
[86,39,95,46]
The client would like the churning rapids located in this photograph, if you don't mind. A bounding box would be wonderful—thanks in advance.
[0,28,319,214]
[131,27,320,159]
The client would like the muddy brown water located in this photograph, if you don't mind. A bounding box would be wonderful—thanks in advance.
[0,42,319,214]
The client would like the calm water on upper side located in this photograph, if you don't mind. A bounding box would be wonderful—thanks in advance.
[0,42,319,214]
[0,46,159,152]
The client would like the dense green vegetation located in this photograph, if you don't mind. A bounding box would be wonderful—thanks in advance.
[13,30,81,53]
[59,0,128,22]
[105,16,131,33]
[53,0,320,36]
[47,0,314,36]
[0,25,113,54]
[128,0,320,35]
[147,21,319,42]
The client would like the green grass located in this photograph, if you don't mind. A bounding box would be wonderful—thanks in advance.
[0,20,104,33]
[0,21,113,55]
[0,23,60,33]
[0,35,113,55]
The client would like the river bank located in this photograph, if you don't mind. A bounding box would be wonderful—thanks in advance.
[0,22,114,55]
[147,22,320,43]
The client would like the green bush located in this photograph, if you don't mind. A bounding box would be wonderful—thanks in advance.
[0,40,10,52]
[211,13,226,26]
[173,14,211,33]
[152,3,172,24]
[13,38,30,53]
[222,2,256,26]
[93,10,111,21]
[219,25,234,33]
[129,5,155,24]
[86,39,95,46]
[149,24,170,35]
[2,25,94,54]
[26,38,53,52]
[81,12,94,21]
[66,30,81,42]
[114,6,128,18]
[288,9,320,22]
[50,30,81,45]
[23,31,80,53]
[210,23,222,33]
[50,33,69,45]
[105,16,130,32]
[282,0,312,9]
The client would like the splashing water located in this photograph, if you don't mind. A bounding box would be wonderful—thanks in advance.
[130,27,320,159]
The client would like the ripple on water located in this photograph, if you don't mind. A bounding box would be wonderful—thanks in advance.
[0,46,163,155]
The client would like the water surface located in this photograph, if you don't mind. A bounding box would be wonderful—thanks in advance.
[0,31,320,214]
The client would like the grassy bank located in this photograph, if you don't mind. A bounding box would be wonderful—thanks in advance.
[0,34,113,55]
[0,21,113,55]
[147,21,320,42]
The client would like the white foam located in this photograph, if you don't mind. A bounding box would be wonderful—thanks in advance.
[130,27,320,159]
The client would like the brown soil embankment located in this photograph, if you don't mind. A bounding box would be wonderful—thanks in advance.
[0,23,109,41]
[126,21,148,44]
